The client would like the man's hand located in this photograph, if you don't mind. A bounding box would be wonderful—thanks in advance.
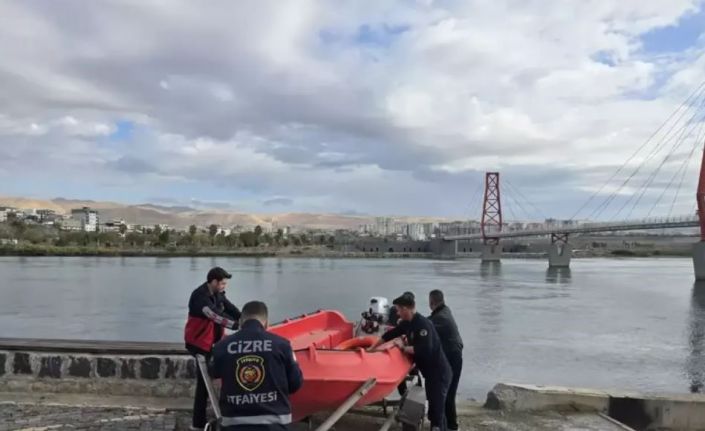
[393,338,405,348]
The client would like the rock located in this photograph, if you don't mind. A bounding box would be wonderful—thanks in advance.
[13,352,32,375]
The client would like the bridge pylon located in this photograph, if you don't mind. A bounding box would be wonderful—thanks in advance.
[548,233,571,268]
[694,146,705,280]
[481,172,502,262]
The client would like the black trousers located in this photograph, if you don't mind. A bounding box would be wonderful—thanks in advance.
[424,371,450,431]
[444,351,463,430]
[192,353,210,429]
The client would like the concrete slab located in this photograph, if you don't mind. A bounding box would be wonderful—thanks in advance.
[0,392,627,431]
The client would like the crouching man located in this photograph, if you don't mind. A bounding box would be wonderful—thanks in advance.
[212,301,303,430]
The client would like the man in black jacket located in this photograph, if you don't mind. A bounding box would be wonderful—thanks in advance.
[212,301,303,431]
[428,289,463,431]
[370,293,451,431]
[184,267,241,431]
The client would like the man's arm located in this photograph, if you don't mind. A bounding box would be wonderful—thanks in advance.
[368,322,407,351]
[410,325,434,360]
[283,342,303,394]
[221,294,241,329]
[193,294,238,329]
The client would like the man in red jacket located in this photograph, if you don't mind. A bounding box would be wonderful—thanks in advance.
[184,266,241,430]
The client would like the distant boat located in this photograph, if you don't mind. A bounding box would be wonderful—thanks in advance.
[269,310,413,421]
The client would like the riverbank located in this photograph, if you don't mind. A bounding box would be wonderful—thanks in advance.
[0,243,694,258]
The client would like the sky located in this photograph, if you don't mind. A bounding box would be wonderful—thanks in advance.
[0,0,704,220]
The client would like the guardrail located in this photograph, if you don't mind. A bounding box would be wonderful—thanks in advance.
[442,214,701,240]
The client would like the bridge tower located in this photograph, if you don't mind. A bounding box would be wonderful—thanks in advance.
[694,146,705,280]
[481,172,502,262]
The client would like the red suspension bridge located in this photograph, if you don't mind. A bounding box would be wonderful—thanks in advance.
[438,81,705,280]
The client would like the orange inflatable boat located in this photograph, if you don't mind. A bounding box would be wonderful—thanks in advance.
[268,310,413,421]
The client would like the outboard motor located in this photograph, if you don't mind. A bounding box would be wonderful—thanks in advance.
[359,296,390,335]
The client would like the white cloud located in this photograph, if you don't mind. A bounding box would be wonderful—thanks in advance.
[0,0,703,218]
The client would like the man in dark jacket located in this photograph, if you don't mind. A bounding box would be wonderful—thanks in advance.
[369,293,451,431]
[212,301,303,431]
[428,290,464,431]
[184,267,242,430]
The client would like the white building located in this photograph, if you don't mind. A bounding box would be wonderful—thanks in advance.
[0,206,20,223]
[70,207,99,232]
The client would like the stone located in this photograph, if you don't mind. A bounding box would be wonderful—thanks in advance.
[140,357,160,380]
[0,352,5,376]
[13,353,32,375]
[183,358,196,379]
[97,358,117,378]
[164,358,177,379]
[38,356,62,378]
[121,359,136,379]
[68,357,92,378]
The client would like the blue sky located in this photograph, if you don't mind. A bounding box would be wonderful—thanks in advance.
[0,0,704,220]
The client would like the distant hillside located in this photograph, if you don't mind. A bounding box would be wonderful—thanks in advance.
[0,196,452,229]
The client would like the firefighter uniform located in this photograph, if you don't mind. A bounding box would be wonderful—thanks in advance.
[382,313,451,431]
[212,319,303,431]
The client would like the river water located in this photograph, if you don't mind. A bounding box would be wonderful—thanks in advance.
[1,256,704,401]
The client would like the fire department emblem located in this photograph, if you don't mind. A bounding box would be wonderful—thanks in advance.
[236,355,265,391]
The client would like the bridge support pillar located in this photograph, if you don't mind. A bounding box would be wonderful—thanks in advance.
[693,243,705,281]
[481,243,502,262]
[432,239,457,258]
[548,233,571,268]
[548,243,572,268]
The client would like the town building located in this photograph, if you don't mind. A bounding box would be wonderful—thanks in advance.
[70,207,99,232]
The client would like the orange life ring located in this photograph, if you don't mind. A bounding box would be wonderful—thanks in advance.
[335,336,380,350]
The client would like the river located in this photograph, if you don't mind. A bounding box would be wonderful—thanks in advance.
[1,256,703,401]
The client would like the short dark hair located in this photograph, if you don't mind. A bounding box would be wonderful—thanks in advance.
[403,291,415,300]
[242,301,268,320]
[207,266,232,283]
[393,293,415,308]
[429,289,444,304]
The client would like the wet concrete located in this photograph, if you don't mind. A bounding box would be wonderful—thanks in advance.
[0,392,625,431]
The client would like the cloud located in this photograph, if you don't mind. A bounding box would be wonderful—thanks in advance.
[263,197,294,207]
[0,1,703,219]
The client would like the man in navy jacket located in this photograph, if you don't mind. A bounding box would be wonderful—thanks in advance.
[212,301,303,431]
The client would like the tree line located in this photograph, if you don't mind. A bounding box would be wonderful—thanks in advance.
[0,220,335,250]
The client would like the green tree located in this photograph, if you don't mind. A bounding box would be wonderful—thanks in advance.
[189,225,197,236]
[208,224,218,246]
[254,225,263,237]
[153,225,162,237]
[239,231,258,247]
[118,224,127,236]
[158,229,170,247]
[275,229,284,244]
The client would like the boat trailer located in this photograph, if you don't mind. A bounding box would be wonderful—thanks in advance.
[196,355,426,431]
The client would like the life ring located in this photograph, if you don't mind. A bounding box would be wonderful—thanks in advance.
[335,335,380,350]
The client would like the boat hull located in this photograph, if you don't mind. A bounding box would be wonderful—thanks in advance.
[269,310,413,421]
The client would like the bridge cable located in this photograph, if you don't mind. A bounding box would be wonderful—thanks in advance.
[569,79,705,221]
[590,83,705,221]
[502,183,533,221]
[504,179,548,220]
[647,119,705,218]
[667,119,705,219]
[595,91,705,220]
[467,180,484,220]
[503,190,520,222]
[621,97,705,220]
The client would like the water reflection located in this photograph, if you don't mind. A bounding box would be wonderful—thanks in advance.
[545,267,572,284]
[480,261,502,279]
[687,282,705,393]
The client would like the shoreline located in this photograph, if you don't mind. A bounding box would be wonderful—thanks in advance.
[0,244,693,259]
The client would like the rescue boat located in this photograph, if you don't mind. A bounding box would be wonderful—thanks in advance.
[268,307,413,421]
